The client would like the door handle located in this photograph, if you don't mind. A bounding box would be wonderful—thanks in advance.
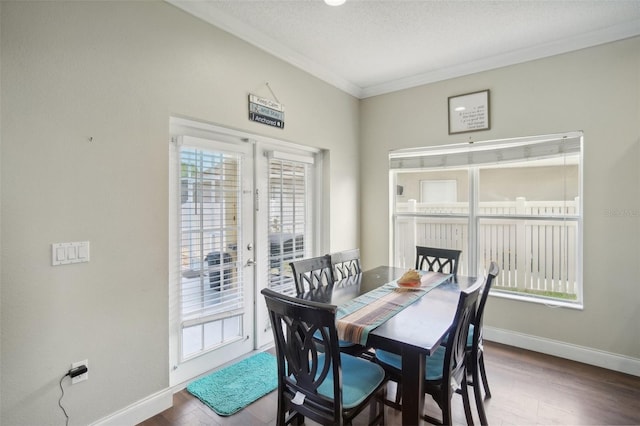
[246,258,256,267]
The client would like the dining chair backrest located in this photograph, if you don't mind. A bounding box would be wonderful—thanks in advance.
[290,255,335,294]
[468,261,500,426]
[330,248,362,281]
[473,261,500,344]
[415,246,462,277]
[261,288,345,424]
[443,275,483,393]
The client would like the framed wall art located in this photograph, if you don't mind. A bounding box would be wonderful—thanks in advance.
[448,90,490,134]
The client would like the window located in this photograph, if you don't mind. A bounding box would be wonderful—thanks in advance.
[390,132,583,307]
[175,140,247,360]
[265,152,314,295]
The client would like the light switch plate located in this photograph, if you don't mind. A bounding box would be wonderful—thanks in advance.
[52,241,90,266]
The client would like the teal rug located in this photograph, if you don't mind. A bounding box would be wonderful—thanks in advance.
[187,352,278,416]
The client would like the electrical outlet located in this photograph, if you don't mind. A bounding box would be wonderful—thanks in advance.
[71,359,88,384]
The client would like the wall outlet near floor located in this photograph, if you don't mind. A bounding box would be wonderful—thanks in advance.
[71,359,88,384]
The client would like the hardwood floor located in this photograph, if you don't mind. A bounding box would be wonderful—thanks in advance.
[138,342,640,425]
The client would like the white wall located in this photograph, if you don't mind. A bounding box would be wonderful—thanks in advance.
[0,1,359,424]
[360,37,640,359]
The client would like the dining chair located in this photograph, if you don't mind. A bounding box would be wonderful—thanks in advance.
[261,288,387,426]
[330,248,362,281]
[290,255,368,357]
[374,275,484,425]
[427,261,499,425]
[467,261,499,426]
[415,246,462,278]
[290,255,335,294]
[329,248,378,360]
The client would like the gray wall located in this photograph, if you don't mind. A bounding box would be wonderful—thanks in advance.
[0,1,359,424]
[361,37,640,358]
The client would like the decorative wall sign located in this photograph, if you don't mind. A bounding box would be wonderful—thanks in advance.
[248,94,284,129]
[448,90,490,134]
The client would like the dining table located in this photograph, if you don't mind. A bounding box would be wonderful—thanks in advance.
[298,265,476,426]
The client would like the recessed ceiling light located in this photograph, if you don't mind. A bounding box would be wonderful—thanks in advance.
[324,0,346,6]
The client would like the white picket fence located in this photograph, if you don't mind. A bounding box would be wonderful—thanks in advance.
[394,198,580,297]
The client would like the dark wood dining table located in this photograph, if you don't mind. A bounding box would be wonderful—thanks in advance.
[298,265,476,425]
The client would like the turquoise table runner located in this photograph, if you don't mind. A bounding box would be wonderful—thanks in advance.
[336,271,451,345]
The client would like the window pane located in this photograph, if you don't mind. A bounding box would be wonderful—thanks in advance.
[396,169,469,214]
[182,325,202,358]
[203,320,222,348]
[268,159,309,295]
[477,156,579,300]
[478,156,580,214]
[394,169,469,273]
[223,316,241,340]
[479,217,578,301]
[179,145,245,360]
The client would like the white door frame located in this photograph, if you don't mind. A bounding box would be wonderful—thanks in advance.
[169,117,323,386]
[169,121,254,386]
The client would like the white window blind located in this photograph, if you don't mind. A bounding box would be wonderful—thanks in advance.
[178,145,244,356]
[266,154,312,295]
[390,132,582,170]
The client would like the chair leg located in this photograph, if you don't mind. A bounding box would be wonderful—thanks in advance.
[473,386,488,425]
[395,382,402,405]
[276,398,286,426]
[285,411,304,426]
[471,360,489,425]
[470,352,491,426]
[379,387,386,425]
[441,395,453,426]
[461,377,475,426]
[478,352,491,398]
[368,388,386,426]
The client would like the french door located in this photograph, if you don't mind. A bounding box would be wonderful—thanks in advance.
[254,145,317,348]
[169,118,320,385]
[169,131,255,386]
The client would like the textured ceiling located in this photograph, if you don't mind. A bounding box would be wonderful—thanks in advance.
[168,0,640,98]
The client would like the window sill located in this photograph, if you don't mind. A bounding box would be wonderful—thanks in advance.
[490,290,583,310]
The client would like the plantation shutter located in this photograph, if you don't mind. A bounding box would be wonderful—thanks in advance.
[179,144,244,327]
[266,151,313,295]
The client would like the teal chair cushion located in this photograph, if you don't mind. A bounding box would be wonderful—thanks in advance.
[440,324,474,348]
[315,353,386,409]
[375,346,446,381]
[313,329,357,348]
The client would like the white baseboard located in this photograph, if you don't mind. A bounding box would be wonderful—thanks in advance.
[92,348,275,425]
[91,388,173,426]
[484,326,640,377]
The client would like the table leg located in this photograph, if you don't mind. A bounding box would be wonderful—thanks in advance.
[402,348,425,425]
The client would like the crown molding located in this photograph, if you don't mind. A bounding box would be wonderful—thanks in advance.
[361,19,640,98]
[167,1,639,100]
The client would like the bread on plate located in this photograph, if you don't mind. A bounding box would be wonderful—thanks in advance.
[397,269,421,287]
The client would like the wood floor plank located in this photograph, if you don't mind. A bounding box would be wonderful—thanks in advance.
[138,342,640,425]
